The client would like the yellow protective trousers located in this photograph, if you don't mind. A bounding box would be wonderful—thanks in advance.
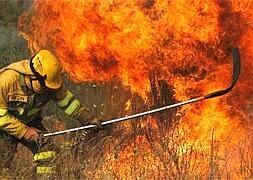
[0,117,58,177]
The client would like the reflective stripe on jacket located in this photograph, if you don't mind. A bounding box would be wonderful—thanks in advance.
[0,60,81,139]
[0,68,28,139]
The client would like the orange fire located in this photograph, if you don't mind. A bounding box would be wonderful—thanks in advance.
[18,0,253,178]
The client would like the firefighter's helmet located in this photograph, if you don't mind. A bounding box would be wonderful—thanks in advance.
[30,50,62,89]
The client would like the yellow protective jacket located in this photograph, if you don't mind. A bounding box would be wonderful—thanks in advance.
[0,60,81,139]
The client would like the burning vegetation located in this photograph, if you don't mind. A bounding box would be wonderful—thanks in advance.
[17,0,253,179]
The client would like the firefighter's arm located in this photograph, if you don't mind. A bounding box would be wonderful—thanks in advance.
[0,71,28,139]
[54,86,101,125]
[0,109,28,139]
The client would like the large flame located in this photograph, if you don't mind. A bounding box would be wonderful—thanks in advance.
[19,0,253,178]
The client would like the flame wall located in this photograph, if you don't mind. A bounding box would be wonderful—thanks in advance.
[18,0,253,178]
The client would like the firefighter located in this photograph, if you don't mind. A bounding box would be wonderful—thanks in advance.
[0,50,100,177]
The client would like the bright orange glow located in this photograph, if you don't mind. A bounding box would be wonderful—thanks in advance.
[18,0,253,178]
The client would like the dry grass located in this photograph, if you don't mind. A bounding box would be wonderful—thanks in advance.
[9,78,253,180]
[0,1,252,179]
[9,119,253,180]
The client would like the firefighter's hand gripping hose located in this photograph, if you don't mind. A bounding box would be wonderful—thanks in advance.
[43,48,241,138]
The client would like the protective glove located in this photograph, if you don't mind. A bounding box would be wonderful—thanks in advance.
[89,118,103,129]
[23,127,41,142]
[74,107,103,128]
